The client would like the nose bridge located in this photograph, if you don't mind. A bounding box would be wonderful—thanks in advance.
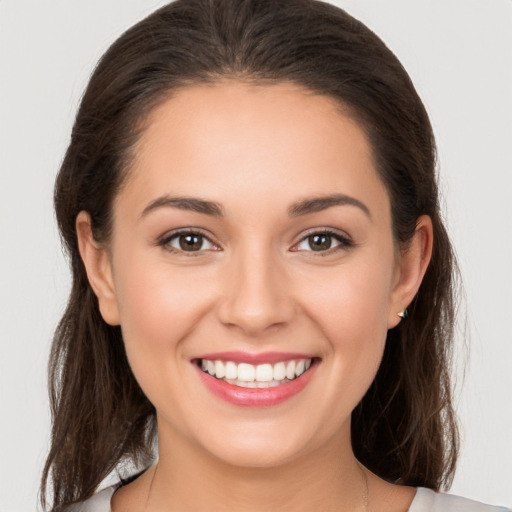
[218,238,293,335]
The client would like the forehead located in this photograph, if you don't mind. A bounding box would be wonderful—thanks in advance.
[119,81,389,218]
[137,81,361,160]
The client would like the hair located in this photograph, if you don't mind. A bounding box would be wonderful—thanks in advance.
[41,0,459,510]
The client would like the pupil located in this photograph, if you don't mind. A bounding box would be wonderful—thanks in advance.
[179,234,202,251]
[309,234,331,251]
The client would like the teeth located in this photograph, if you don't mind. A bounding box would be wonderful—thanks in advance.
[214,360,225,379]
[255,364,273,382]
[273,362,286,380]
[295,360,305,377]
[225,361,237,379]
[200,358,314,385]
[285,360,296,380]
[224,378,288,388]
[237,363,256,382]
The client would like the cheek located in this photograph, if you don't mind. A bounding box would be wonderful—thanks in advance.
[111,257,221,429]
[299,259,394,339]
[296,256,394,389]
[111,254,216,368]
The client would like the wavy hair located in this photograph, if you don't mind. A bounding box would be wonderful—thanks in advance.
[41,1,459,509]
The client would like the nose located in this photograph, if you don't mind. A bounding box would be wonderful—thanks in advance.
[217,246,295,337]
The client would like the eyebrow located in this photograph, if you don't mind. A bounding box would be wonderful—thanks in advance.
[288,194,372,219]
[140,195,224,218]
[140,193,371,220]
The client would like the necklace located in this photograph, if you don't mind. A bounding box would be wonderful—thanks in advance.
[143,462,158,511]
[358,460,370,512]
[143,460,370,511]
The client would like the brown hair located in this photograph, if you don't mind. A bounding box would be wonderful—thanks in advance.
[41,1,459,510]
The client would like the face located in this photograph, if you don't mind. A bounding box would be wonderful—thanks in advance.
[84,82,415,468]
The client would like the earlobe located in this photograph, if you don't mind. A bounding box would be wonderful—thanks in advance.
[76,211,120,326]
[387,215,433,329]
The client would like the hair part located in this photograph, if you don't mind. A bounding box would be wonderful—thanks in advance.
[42,1,459,509]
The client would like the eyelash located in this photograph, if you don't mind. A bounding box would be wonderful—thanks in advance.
[158,228,354,256]
[158,229,219,256]
[291,228,354,256]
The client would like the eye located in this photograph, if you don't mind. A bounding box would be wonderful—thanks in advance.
[160,230,217,253]
[293,230,352,253]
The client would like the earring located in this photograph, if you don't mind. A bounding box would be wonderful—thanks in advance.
[397,309,407,319]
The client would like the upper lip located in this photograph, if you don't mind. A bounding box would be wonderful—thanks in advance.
[193,351,318,365]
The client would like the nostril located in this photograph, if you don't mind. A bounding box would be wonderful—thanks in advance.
[215,258,297,337]
[217,297,295,336]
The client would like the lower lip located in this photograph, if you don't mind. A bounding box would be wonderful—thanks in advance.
[195,362,318,407]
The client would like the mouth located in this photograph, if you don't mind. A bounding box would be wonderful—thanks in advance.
[196,357,313,387]
[192,353,320,407]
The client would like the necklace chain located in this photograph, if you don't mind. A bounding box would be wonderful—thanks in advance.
[143,460,369,511]
[358,460,370,512]
[143,462,158,512]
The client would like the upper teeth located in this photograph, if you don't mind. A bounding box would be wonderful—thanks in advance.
[201,359,312,383]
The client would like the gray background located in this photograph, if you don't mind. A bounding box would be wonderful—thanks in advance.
[1,0,511,510]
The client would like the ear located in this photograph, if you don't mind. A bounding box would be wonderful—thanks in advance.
[387,215,433,329]
[76,211,120,326]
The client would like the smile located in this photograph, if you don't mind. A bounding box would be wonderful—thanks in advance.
[199,358,313,388]
[193,353,319,407]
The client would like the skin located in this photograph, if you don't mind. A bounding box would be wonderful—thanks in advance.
[77,82,432,511]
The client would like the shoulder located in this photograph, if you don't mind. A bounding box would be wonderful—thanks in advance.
[410,487,511,512]
[62,484,512,512]
[65,469,147,511]
[65,485,117,512]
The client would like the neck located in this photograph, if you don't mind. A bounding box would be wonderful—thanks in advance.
[147,421,368,512]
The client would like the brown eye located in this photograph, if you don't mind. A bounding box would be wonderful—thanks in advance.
[307,234,333,251]
[163,231,216,253]
[179,233,204,251]
[293,231,352,254]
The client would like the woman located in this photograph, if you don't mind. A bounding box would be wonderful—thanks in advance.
[40,1,509,511]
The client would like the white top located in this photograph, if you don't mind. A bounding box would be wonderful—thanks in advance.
[68,485,511,511]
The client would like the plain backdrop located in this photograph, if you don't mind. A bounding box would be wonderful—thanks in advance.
[1,1,511,510]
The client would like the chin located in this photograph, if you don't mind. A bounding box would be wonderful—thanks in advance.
[191,419,323,470]
[208,441,300,469]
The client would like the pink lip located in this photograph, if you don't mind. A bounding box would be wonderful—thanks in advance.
[194,351,316,365]
[193,359,319,407]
